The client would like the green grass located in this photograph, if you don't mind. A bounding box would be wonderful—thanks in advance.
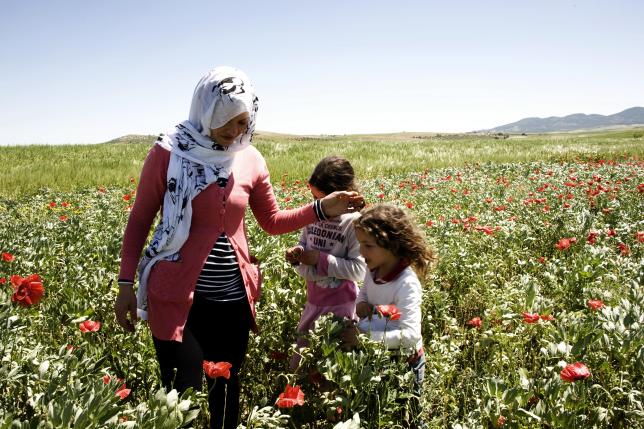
[1,130,642,197]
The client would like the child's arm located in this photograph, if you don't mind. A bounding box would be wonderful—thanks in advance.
[356,301,373,319]
[366,279,422,352]
[295,255,330,281]
[356,283,373,318]
[285,229,307,269]
[319,228,366,282]
[294,220,366,283]
[285,245,304,265]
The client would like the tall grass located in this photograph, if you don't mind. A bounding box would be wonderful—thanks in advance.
[1,131,642,196]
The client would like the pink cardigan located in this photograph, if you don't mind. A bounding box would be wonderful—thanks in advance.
[119,144,317,341]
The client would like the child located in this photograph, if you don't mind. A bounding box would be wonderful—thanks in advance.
[352,203,436,399]
[285,156,367,368]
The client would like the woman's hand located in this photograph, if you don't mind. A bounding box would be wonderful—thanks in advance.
[115,284,138,332]
[320,191,365,218]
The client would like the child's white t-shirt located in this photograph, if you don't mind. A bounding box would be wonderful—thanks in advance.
[356,266,423,353]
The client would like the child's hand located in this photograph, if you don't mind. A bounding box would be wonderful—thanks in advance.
[298,249,320,266]
[340,324,360,351]
[356,302,374,319]
[285,246,304,265]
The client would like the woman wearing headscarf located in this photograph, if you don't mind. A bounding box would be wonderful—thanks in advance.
[114,66,363,429]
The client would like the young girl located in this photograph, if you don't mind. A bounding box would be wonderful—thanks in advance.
[352,203,436,396]
[285,156,367,368]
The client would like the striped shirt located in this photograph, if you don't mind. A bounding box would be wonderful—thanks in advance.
[193,182,328,302]
[194,175,246,302]
[194,232,246,301]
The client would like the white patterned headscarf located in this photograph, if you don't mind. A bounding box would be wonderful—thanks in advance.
[136,66,259,319]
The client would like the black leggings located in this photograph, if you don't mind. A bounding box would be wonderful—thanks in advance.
[153,297,252,429]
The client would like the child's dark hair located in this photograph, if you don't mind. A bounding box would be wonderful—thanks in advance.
[308,156,359,195]
[353,203,437,278]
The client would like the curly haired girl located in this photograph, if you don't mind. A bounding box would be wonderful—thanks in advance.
[352,203,436,398]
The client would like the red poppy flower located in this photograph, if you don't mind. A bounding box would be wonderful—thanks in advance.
[61,202,70,208]
[377,193,385,200]
[475,226,494,235]
[406,201,413,209]
[115,385,131,400]
[497,415,506,426]
[123,194,132,202]
[537,257,546,264]
[586,231,599,245]
[376,304,401,320]
[587,299,604,311]
[10,274,44,307]
[555,237,576,250]
[617,243,630,256]
[49,202,57,208]
[276,384,305,408]
[79,320,101,333]
[522,312,540,324]
[102,375,111,384]
[540,314,554,321]
[0,277,6,284]
[98,186,106,193]
[2,252,14,262]
[560,362,591,382]
[425,220,433,227]
[202,361,232,379]
[466,317,482,328]
[607,229,616,237]
[637,231,644,243]
[59,215,68,222]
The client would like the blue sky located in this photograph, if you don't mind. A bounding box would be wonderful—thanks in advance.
[1,0,642,144]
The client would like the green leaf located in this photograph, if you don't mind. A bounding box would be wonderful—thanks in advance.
[516,408,541,421]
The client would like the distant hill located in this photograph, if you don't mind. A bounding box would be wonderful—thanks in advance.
[105,134,156,144]
[487,107,644,133]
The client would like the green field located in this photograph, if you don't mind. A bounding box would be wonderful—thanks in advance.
[1,130,643,428]
[1,129,642,196]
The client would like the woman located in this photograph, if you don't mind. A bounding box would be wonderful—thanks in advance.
[114,66,362,429]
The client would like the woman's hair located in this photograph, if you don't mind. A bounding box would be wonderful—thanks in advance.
[353,203,437,278]
[308,156,359,195]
